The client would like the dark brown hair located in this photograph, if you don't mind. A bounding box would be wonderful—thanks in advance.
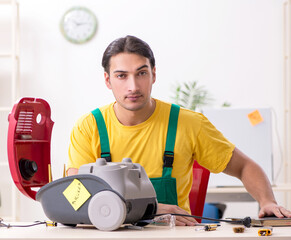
[102,35,155,74]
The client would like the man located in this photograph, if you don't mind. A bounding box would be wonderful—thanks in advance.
[67,35,291,226]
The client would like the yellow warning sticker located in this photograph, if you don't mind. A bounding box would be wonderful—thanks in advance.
[63,179,91,211]
[247,110,264,126]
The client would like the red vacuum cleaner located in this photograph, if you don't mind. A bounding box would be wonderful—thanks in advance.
[7,97,54,200]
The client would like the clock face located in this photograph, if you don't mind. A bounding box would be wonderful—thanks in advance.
[60,7,97,44]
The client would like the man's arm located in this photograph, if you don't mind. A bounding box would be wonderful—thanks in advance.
[223,147,291,218]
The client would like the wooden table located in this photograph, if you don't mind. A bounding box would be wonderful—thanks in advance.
[0,222,290,239]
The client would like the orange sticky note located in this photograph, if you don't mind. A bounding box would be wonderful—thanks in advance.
[247,110,264,126]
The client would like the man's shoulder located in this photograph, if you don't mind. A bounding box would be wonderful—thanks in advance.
[74,103,113,127]
[155,99,205,123]
[179,107,204,119]
[74,112,95,129]
[91,102,113,115]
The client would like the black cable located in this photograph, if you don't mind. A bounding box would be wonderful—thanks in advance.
[0,221,48,228]
[148,213,252,228]
[0,215,251,228]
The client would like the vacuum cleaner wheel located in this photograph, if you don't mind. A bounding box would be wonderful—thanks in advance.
[88,191,126,231]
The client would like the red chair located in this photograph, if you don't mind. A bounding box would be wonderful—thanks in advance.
[189,160,210,223]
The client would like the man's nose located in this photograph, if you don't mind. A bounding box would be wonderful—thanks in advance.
[128,76,139,92]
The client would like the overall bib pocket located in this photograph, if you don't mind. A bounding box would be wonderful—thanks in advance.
[150,167,178,205]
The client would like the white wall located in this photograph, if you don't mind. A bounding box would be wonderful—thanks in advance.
[0,0,288,220]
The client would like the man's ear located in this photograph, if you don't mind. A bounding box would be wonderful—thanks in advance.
[152,67,156,84]
[104,72,112,89]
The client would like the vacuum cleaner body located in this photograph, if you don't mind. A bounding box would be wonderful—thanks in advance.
[7,97,54,200]
[36,158,157,230]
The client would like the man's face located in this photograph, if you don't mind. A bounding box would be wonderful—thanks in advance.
[104,52,156,112]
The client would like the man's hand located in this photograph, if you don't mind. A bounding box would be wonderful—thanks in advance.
[157,203,197,226]
[259,202,291,218]
[67,168,78,176]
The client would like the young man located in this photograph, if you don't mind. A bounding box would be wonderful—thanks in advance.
[67,35,291,226]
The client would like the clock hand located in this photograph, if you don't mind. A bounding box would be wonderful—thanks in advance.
[75,21,89,26]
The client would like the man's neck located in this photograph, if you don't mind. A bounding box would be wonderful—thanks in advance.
[113,99,156,126]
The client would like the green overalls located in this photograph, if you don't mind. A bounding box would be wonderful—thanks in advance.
[91,104,180,205]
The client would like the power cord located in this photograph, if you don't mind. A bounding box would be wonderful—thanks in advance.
[140,214,252,228]
[0,219,57,228]
[0,215,252,228]
[271,107,284,185]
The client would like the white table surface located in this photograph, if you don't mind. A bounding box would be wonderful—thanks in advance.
[0,222,290,240]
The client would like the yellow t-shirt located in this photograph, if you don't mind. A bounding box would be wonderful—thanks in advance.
[68,99,235,213]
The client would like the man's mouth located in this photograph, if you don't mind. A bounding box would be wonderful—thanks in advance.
[126,95,142,101]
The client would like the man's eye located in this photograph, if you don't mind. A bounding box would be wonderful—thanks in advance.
[138,71,147,76]
[117,74,126,78]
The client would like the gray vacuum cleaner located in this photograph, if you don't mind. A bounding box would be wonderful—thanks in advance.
[36,158,158,231]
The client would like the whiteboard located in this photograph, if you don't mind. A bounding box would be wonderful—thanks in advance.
[202,108,273,187]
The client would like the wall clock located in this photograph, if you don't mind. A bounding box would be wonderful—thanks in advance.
[60,6,97,44]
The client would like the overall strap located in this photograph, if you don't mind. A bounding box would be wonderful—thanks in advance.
[163,104,180,169]
[91,108,111,162]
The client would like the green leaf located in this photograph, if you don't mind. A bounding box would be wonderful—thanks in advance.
[171,80,214,111]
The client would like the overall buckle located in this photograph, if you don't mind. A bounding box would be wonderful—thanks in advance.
[163,151,174,168]
[101,152,111,162]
